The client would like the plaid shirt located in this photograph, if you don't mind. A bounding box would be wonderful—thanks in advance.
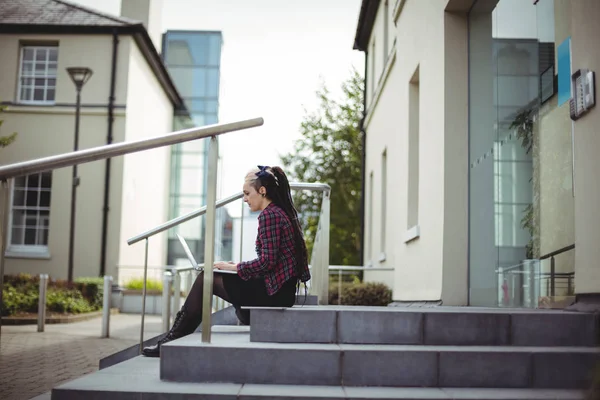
[237,203,311,295]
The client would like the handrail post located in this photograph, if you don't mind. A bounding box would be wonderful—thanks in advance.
[162,271,172,332]
[550,256,556,297]
[0,178,12,344]
[37,274,49,332]
[319,191,331,305]
[201,136,219,343]
[139,238,149,354]
[239,199,245,261]
[101,275,113,338]
[172,271,181,324]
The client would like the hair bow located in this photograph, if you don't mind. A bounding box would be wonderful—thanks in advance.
[256,165,279,186]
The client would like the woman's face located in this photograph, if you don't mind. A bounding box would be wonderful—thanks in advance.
[243,181,265,212]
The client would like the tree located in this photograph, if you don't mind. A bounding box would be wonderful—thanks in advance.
[0,104,17,148]
[281,68,364,266]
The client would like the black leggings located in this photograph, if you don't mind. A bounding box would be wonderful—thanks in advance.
[181,272,297,328]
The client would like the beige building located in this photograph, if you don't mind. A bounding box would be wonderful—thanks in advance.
[355,0,600,308]
[0,0,186,282]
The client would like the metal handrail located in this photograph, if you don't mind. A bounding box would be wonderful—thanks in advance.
[128,181,331,347]
[127,182,330,245]
[0,117,264,347]
[539,244,575,260]
[0,118,263,180]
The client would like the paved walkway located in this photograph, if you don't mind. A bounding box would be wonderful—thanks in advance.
[0,313,163,400]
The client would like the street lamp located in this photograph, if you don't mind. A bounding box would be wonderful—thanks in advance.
[66,67,93,282]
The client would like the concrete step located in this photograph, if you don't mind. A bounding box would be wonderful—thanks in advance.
[160,331,600,389]
[50,357,586,400]
[246,306,600,347]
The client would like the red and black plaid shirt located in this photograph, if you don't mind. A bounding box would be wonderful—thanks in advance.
[237,203,311,295]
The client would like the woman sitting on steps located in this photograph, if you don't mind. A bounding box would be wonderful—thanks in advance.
[143,165,311,357]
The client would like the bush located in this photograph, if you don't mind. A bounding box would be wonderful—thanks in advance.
[124,278,163,291]
[74,277,105,309]
[329,282,392,306]
[1,273,103,316]
[2,285,38,315]
[46,288,95,314]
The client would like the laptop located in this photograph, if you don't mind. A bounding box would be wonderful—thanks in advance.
[176,234,237,274]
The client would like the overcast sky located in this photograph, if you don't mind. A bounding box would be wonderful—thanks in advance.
[70,0,364,217]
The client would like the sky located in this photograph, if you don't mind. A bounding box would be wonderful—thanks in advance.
[70,0,365,217]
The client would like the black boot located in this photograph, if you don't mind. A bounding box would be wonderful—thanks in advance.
[142,308,192,357]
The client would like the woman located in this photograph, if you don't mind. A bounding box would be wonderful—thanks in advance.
[143,165,311,357]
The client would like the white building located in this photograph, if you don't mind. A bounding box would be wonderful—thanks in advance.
[354,0,600,309]
[0,0,187,283]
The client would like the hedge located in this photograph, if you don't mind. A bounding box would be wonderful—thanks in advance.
[1,273,103,316]
[329,281,392,306]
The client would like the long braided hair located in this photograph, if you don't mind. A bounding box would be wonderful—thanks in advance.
[246,165,309,281]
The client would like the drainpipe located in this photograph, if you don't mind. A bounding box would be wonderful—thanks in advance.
[100,31,119,277]
[359,53,368,266]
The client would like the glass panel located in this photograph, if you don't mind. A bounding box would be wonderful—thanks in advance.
[208,34,222,66]
[22,62,33,73]
[33,88,45,101]
[206,100,218,113]
[46,89,55,101]
[40,190,51,207]
[20,87,32,101]
[469,0,573,307]
[48,48,58,62]
[35,63,46,74]
[41,172,51,188]
[206,69,219,97]
[13,189,25,206]
[47,62,57,77]
[23,48,34,61]
[11,227,23,245]
[35,49,47,61]
[165,33,209,65]
[24,228,36,245]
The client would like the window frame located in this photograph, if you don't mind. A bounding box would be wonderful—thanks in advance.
[6,173,52,258]
[16,45,58,106]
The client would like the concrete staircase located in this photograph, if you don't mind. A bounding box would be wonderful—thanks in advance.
[51,306,599,399]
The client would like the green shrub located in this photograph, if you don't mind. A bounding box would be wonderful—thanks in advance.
[74,277,105,309]
[46,288,95,314]
[329,282,392,306]
[2,285,39,315]
[1,274,102,316]
[124,278,163,291]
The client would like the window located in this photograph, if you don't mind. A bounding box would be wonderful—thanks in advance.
[18,46,58,104]
[9,172,52,253]
[407,66,420,231]
[380,149,387,258]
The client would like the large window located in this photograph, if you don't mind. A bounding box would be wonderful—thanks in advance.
[9,172,52,253]
[17,46,58,104]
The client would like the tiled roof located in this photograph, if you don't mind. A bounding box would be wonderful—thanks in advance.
[0,0,141,26]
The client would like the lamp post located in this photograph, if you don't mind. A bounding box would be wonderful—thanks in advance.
[66,67,93,282]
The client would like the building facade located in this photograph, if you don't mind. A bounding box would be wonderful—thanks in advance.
[0,0,185,283]
[355,0,600,308]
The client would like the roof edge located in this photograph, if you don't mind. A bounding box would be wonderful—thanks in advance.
[52,0,141,25]
[353,0,381,52]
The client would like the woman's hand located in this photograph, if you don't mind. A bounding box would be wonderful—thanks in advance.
[214,261,238,272]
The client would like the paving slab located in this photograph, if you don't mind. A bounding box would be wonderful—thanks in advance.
[0,314,162,400]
